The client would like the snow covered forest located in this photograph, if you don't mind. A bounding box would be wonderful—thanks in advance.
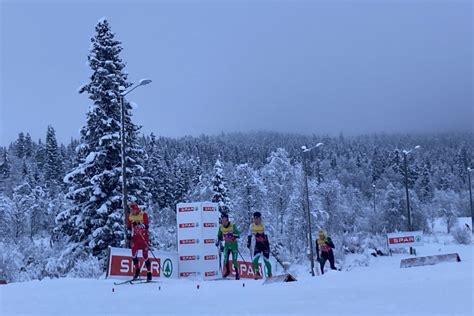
[0,19,472,283]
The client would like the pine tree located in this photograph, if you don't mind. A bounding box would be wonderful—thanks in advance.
[24,133,34,158]
[57,18,149,260]
[146,134,174,209]
[211,158,230,210]
[44,126,64,192]
[0,194,13,240]
[0,149,11,180]
[14,133,26,159]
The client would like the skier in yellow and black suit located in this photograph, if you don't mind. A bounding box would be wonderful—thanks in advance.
[247,212,272,279]
[316,229,337,274]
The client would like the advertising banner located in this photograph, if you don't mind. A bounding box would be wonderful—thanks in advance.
[106,246,178,279]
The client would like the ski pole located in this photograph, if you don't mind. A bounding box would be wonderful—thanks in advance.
[237,248,250,265]
[138,231,159,264]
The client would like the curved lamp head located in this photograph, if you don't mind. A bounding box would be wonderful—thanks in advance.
[138,78,152,86]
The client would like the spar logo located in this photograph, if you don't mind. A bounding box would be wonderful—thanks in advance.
[110,255,161,277]
[180,255,199,261]
[204,255,217,260]
[205,271,217,277]
[203,206,215,212]
[178,207,194,212]
[179,239,199,245]
[204,239,215,244]
[162,259,173,278]
[179,223,199,228]
[389,236,415,244]
[203,222,216,228]
[180,272,199,277]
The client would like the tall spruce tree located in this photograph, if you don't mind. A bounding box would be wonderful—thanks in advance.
[57,18,149,259]
[146,133,174,209]
[44,126,63,192]
[211,158,230,210]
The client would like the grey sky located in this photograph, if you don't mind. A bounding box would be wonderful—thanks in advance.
[1,0,472,145]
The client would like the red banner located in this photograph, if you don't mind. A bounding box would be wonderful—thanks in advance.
[389,236,415,244]
[109,255,160,277]
[222,260,262,279]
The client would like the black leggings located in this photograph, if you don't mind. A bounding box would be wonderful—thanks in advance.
[320,251,336,274]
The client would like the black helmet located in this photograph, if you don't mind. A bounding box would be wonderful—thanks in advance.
[253,211,262,218]
[221,213,229,220]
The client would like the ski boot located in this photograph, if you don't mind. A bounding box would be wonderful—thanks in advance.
[267,272,272,278]
[222,262,230,278]
[146,272,152,282]
[235,271,240,280]
[254,270,261,280]
[133,268,140,280]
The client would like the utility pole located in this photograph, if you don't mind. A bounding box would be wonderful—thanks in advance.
[468,167,473,233]
[120,79,152,247]
[301,143,323,276]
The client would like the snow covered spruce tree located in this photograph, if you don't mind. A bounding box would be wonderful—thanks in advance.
[44,125,64,193]
[211,158,230,212]
[56,18,150,262]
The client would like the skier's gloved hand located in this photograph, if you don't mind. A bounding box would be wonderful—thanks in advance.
[126,235,131,241]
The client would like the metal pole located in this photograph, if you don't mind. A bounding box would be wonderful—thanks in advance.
[303,151,315,276]
[468,168,473,233]
[403,152,413,254]
[373,184,376,214]
[121,95,130,248]
[372,184,376,234]
[403,153,412,231]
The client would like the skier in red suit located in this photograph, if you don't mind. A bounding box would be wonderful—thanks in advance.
[127,202,151,281]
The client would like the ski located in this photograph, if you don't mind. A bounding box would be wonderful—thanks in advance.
[130,280,161,285]
[207,277,237,281]
[113,278,140,285]
[271,250,289,272]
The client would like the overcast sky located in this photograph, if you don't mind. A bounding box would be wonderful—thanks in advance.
[0,0,472,145]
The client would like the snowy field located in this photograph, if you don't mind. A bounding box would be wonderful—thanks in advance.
[1,240,472,316]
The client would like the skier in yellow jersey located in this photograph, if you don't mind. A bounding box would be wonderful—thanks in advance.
[247,212,272,279]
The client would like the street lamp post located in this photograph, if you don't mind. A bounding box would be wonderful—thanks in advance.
[373,184,376,214]
[302,142,323,277]
[468,167,473,233]
[401,145,420,255]
[121,79,152,247]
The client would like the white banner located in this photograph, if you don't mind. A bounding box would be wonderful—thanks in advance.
[177,202,220,280]
[387,231,424,249]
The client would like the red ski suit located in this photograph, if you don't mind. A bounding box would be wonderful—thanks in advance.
[127,211,149,261]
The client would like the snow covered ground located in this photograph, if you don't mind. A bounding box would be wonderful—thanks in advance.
[1,239,472,316]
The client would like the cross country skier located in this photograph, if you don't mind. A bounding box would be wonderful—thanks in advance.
[127,202,152,282]
[316,229,337,274]
[247,212,272,279]
[217,213,241,280]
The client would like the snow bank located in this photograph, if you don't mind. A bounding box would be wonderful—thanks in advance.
[1,241,472,316]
